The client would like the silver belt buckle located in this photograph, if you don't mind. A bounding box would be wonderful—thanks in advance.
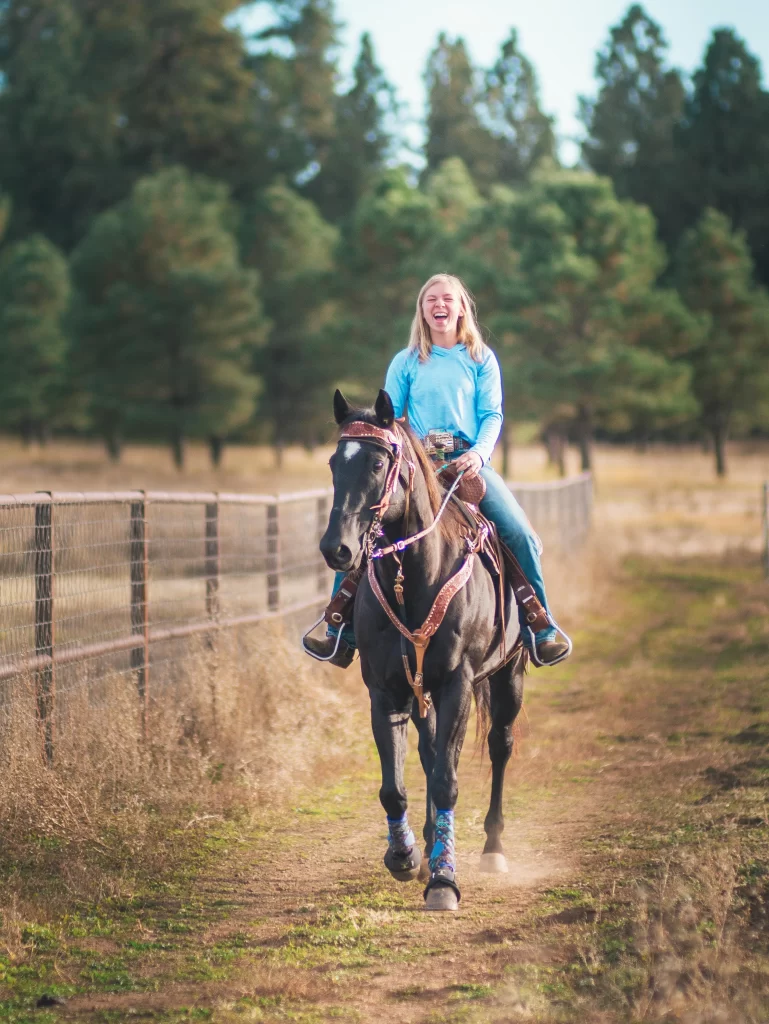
[426,429,454,455]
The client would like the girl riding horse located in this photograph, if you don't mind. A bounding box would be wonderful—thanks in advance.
[305,272,570,669]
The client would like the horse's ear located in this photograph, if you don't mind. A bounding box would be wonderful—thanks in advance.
[374,389,395,428]
[333,389,352,425]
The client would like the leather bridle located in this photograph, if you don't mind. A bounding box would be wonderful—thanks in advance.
[337,420,482,717]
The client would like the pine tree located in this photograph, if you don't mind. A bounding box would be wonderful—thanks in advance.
[305,33,397,222]
[579,5,685,252]
[424,34,497,190]
[424,157,483,235]
[339,168,441,395]
[0,0,256,249]
[475,171,694,470]
[677,29,769,288]
[0,235,70,442]
[676,208,769,476]
[70,167,264,467]
[240,181,340,459]
[248,0,339,190]
[482,30,557,186]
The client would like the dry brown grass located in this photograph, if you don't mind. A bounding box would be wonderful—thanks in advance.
[0,624,366,913]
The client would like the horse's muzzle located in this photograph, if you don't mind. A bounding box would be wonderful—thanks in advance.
[319,524,362,572]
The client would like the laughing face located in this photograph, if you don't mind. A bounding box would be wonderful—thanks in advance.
[421,278,464,344]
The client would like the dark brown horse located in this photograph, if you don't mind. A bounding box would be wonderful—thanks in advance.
[319,389,526,911]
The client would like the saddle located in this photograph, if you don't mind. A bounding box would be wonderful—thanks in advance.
[323,462,550,678]
[434,462,549,634]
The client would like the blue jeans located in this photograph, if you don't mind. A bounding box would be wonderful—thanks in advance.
[477,464,556,644]
[329,461,556,648]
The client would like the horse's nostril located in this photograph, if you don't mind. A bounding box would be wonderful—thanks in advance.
[337,544,352,566]
[319,535,354,571]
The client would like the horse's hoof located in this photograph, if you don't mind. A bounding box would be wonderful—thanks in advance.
[384,844,422,882]
[424,885,458,912]
[479,852,509,874]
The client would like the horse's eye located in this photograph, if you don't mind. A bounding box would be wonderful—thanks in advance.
[373,460,385,471]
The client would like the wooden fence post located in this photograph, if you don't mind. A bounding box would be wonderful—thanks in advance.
[266,503,280,612]
[205,499,220,624]
[316,495,328,595]
[130,496,149,739]
[204,498,221,726]
[34,494,54,764]
[763,481,769,580]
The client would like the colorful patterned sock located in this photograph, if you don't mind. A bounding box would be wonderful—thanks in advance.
[430,809,456,873]
[387,813,416,854]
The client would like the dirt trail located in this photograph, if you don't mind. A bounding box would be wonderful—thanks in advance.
[62,744,590,1023]
[16,556,769,1022]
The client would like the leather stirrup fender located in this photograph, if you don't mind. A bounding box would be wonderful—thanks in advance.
[324,563,364,627]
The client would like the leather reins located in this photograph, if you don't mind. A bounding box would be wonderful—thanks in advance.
[337,421,483,717]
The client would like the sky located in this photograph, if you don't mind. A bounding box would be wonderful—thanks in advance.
[241,0,769,165]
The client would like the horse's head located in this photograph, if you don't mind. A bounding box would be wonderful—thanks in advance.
[320,389,410,571]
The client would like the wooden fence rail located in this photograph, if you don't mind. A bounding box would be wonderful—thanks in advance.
[0,475,592,760]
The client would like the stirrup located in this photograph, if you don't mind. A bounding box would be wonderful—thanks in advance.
[301,614,346,662]
[527,616,573,667]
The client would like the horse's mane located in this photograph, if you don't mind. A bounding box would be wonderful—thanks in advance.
[342,409,466,542]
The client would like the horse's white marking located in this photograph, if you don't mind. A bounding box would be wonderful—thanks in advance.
[343,441,361,461]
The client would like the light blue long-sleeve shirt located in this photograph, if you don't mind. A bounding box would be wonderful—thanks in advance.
[384,344,503,465]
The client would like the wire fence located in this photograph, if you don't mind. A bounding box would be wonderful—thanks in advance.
[0,473,592,760]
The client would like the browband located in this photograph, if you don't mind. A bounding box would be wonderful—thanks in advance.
[339,421,401,451]
[338,420,405,514]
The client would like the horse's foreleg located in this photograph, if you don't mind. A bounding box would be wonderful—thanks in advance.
[411,698,436,879]
[481,657,524,874]
[424,672,473,911]
[369,687,423,882]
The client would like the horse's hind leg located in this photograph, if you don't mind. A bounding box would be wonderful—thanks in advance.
[411,698,437,881]
[369,687,423,882]
[481,654,525,874]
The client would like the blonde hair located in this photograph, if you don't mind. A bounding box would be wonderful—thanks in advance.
[408,273,488,363]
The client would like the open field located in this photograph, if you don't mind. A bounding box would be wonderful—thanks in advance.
[3,433,766,562]
[1,434,767,559]
[2,435,768,492]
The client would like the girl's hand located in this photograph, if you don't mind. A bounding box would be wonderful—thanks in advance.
[454,450,483,479]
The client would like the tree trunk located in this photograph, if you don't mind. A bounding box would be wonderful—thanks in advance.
[105,433,122,463]
[171,430,185,470]
[576,406,593,472]
[20,419,33,447]
[274,440,284,470]
[209,435,224,468]
[35,421,52,446]
[712,423,728,477]
[544,425,566,477]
